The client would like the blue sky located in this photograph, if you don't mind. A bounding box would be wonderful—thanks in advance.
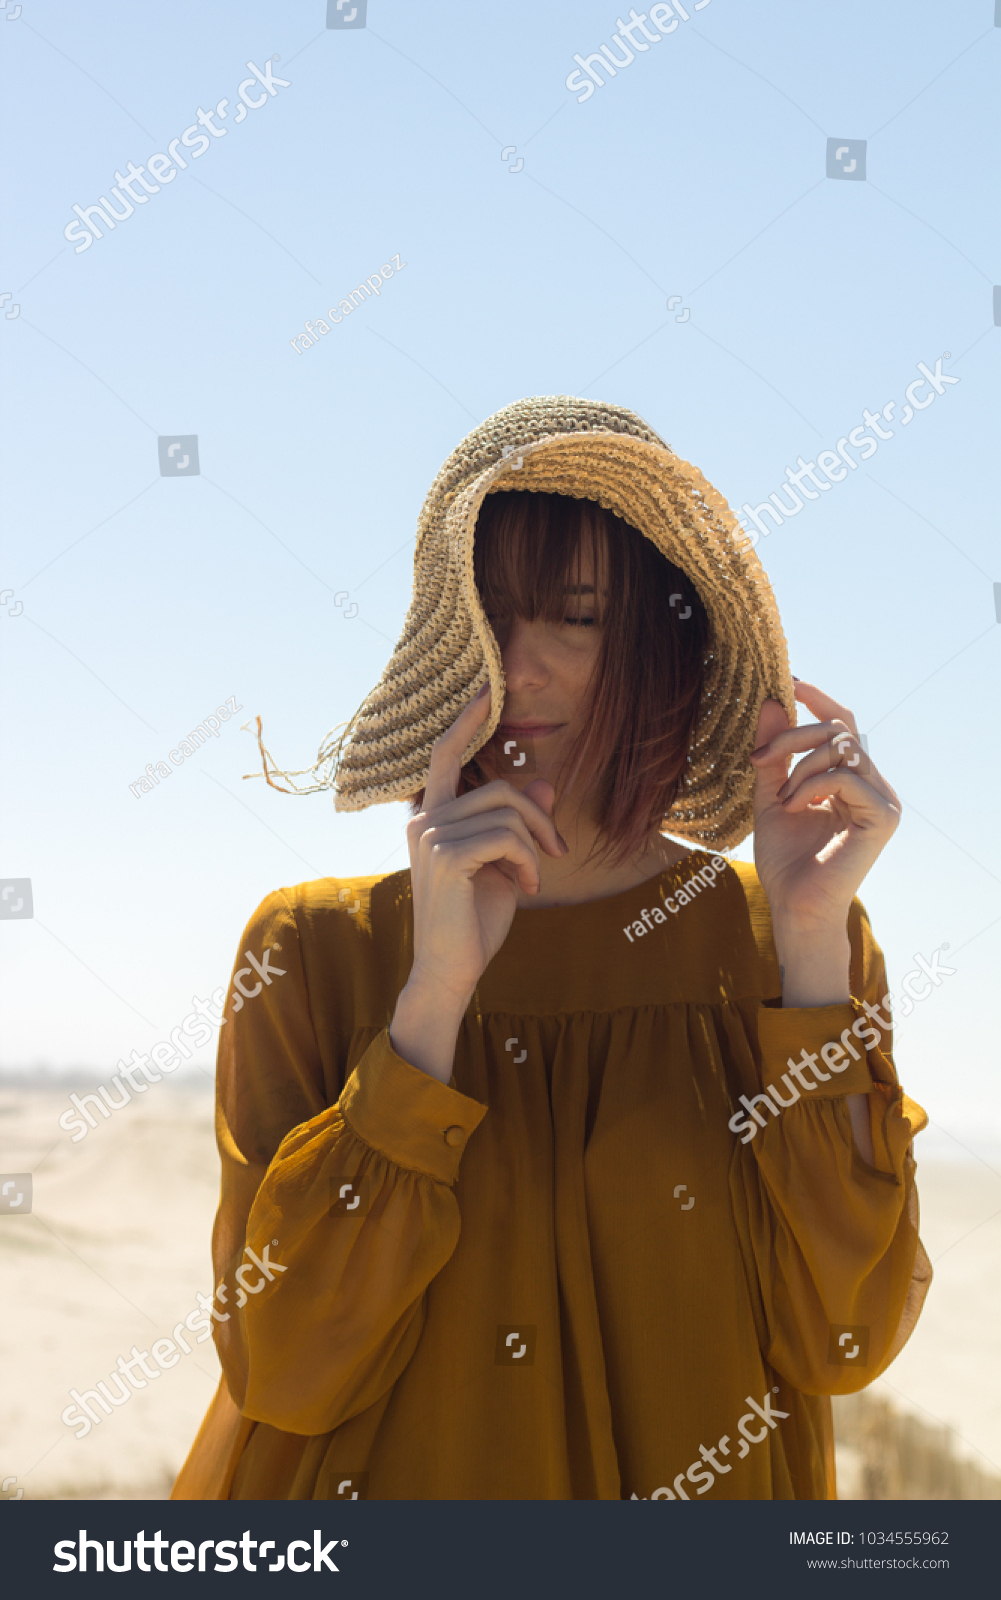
[1,0,999,1155]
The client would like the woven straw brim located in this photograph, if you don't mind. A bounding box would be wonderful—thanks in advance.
[330,423,794,852]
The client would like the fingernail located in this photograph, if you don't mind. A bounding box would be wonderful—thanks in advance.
[474,682,489,699]
[557,832,569,853]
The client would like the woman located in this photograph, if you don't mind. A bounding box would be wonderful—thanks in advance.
[173,395,930,1501]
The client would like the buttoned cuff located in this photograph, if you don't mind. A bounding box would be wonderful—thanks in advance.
[337,1027,489,1184]
[757,1001,875,1099]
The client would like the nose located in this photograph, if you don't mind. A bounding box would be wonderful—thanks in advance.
[499,616,550,694]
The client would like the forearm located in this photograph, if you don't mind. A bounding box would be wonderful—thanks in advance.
[772,916,875,1164]
[390,974,469,1085]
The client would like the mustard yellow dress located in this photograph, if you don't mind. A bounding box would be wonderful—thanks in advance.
[172,851,930,1501]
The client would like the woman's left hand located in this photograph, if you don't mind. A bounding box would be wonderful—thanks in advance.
[750,680,902,934]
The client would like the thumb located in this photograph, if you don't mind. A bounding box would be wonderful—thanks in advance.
[751,697,792,815]
[523,778,565,855]
[524,777,556,814]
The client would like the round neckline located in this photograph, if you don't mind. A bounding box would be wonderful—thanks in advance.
[510,846,722,919]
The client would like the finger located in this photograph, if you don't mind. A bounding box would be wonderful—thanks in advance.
[791,680,859,739]
[420,807,542,874]
[423,682,491,812]
[752,697,791,757]
[776,733,900,811]
[780,768,901,828]
[429,827,545,896]
[751,719,854,768]
[421,777,566,857]
[751,698,793,812]
[777,734,873,792]
[781,754,902,817]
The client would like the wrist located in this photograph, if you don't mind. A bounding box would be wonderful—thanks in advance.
[769,903,849,941]
[401,964,475,1024]
[772,922,851,1009]
[390,974,471,1084]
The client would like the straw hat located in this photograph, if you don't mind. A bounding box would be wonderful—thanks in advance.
[257,395,795,852]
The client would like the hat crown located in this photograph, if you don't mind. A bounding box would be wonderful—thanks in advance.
[417,395,671,547]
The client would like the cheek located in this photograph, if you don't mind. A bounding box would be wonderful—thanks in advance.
[558,640,600,713]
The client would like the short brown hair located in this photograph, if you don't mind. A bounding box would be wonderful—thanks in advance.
[410,489,710,868]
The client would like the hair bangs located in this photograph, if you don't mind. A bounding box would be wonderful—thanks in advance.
[473,490,607,626]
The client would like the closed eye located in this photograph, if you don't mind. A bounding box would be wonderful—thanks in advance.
[483,612,596,627]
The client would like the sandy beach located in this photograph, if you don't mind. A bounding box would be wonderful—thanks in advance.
[1,1076,997,1500]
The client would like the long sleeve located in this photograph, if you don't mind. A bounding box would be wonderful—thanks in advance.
[211,887,487,1437]
[730,897,932,1396]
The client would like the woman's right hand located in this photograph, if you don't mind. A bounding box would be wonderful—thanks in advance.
[390,684,567,1079]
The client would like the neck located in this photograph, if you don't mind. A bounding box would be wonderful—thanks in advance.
[515,800,691,909]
